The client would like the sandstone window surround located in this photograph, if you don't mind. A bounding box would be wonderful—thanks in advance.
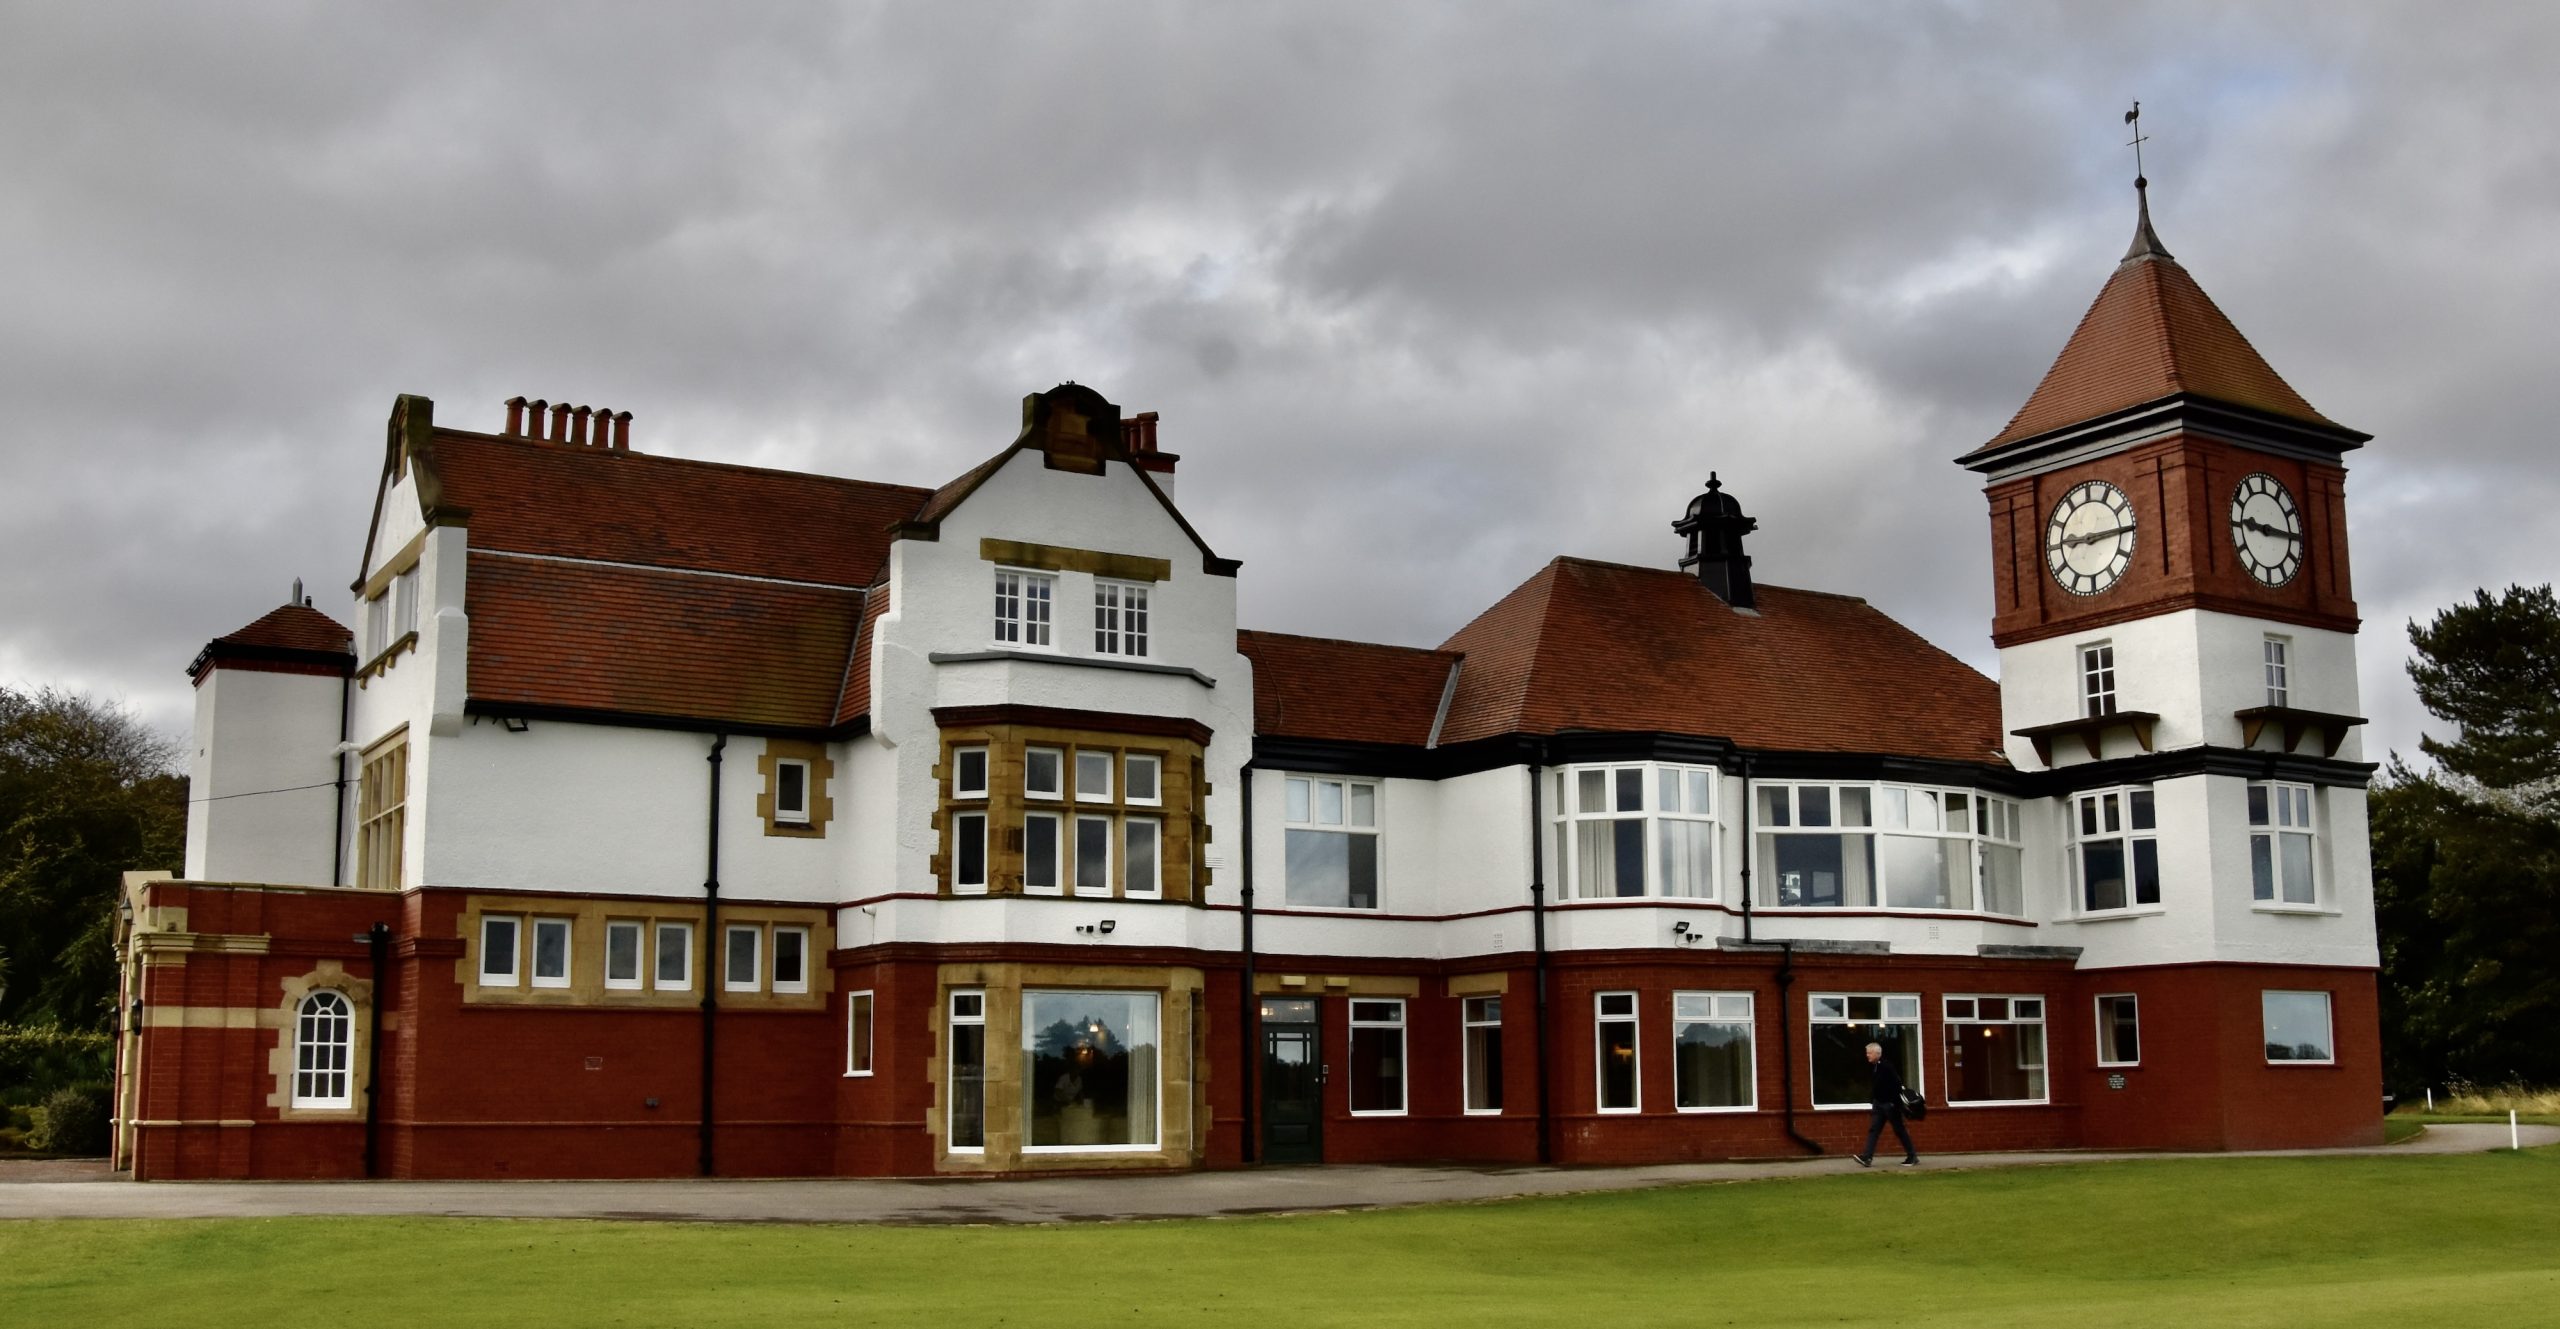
[453,897,828,1010]
[929,961,1208,1174]
[355,728,408,891]
[757,739,836,839]
[932,708,1208,902]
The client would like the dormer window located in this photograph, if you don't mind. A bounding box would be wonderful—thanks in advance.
[1095,580,1150,657]
[2080,643,2117,718]
[994,569,1054,648]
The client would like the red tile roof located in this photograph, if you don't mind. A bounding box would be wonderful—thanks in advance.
[1432,558,2005,764]
[213,603,354,655]
[1974,223,2341,453]
[1238,631,1460,746]
[465,552,866,730]
[833,583,893,728]
[428,430,933,731]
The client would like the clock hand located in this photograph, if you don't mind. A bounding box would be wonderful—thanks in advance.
[2239,518,2301,542]
[2062,525,2133,548]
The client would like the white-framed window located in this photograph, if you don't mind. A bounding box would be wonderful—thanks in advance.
[392,565,419,641]
[365,584,389,658]
[479,915,522,987]
[1094,580,1150,657]
[2263,636,2291,708]
[1809,993,1922,1109]
[1024,990,1163,1151]
[1283,775,1379,909]
[1124,753,1162,806]
[1123,816,1162,898]
[605,920,644,991]
[2081,642,2118,718]
[993,568,1054,648]
[2095,994,2140,1066]
[774,758,812,825]
[949,989,986,1152]
[1550,764,1719,901]
[1348,998,1407,1115]
[2072,786,2160,912]
[1942,995,2048,1105]
[1024,811,1063,894]
[2249,782,2316,905]
[1673,992,1755,1112]
[1462,996,1503,1114]
[952,811,989,894]
[356,736,407,891]
[654,921,693,990]
[291,990,354,1108]
[772,926,810,995]
[1025,747,1064,800]
[1595,991,1640,1113]
[1073,814,1114,894]
[953,746,989,799]
[845,990,875,1076]
[530,917,572,989]
[2262,990,2334,1064]
[1979,796,2026,916]
[1755,783,1874,908]
[1873,786,1979,911]
[724,925,761,993]
[1075,749,1114,803]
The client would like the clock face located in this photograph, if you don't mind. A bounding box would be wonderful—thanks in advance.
[2230,473,2303,586]
[2046,480,2137,596]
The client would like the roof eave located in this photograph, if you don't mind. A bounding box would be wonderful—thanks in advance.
[1959,392,2370,475]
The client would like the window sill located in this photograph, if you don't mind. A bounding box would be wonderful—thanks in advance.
[1348,1110,1409,1119]
[2251,903,2341,917]
[355,632,421,682]
[2096,1061,2139,1070]
[2265,1059,2338,1068]
[1021,1143,1165,1155]
[1594,1107,1643,1116]
[843,1070,873,1078]
[1674,1104,1759,1115]
[2060,907,2167,924]
[1462,1108,1504,1117]
[1943,1098,2051,1109]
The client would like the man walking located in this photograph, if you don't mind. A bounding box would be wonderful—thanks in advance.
[1852,1041,1919,1168]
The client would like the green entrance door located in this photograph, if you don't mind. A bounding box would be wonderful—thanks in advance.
[1260,997,1323,1164]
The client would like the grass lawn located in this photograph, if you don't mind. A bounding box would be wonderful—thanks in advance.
[5,1150,2556,1327]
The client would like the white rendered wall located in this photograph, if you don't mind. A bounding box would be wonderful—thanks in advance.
[184,668,343,886]
[1999,609,2365,769]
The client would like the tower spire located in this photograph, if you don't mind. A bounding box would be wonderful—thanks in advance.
[2121,102,2172,263]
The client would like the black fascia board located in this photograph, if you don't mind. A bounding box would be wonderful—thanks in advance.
[2024,744,2378,795]
[463,699,871,743]
[1250,729,2022,790]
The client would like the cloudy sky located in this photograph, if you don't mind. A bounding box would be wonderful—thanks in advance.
[4,2,2554,768]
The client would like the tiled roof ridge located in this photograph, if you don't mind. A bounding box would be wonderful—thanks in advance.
[213,602,354,651]
[1545,554,1872,606]
[435,425,939,504]
[1236,627,1461,660]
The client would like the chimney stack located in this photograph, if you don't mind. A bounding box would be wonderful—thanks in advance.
[1120,410,1180,498]
[501,397,633,450]
[1673,473,1758,610]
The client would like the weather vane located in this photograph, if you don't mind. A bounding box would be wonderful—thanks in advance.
[2124,101,2148,187]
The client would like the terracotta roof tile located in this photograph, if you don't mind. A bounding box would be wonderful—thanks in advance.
[212,603,354,656]
[1435,558,2005,764]
[1238,631,1460,746]
[465,552,864,731]
[1975,231,2339,453]
[832,582,892,727]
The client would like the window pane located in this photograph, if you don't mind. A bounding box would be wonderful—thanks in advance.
[1285,777,1310,823]
[951,1021,986,1149]
[1579,770,1609,815]
[2083,841,2127,911]
[606,923,640,984]
[1689,770,1713,815]
[532,920,568,981]
[1983,843,2024,916]
[1800,786,1833,828]
[1349,1022,1406,1114]
[481,918,517,980]
[1125,755,1159,802]
[1076,751,1112,801]
[1675,1016,1754,1109]
[1347,833,1378,909]
[1465,1013,1504,1112]
[1945,1019,2046,1103]
[1315,780,1344,826]
[1025,815,1060,890]
[1880,835,1956,910]
[1286,828,1377,908]
[1075,817,1111,893]
[1349,783,1375,828]
[2251,835,2275,900]
[1614,768,1643,812]
[656,925,689,985]
[2132,839,2160,905]
[2280,833,2315,904]
[2100,996,2140,1064]
[774,930,806,986]
[1024,991,1161,1146]
[849,993,874,1074]
[956,812,987,887]
[1757,785,1791,827]
[2248,784,2270,827]
[957,749,987,795]
[1026,749,1061,796]
[1761,832,1873,907]
[1837,786,1870,828]
[1659,819,1713,899]
[726,927,758,985]
[1597,1017,1638,1110]
[1125,818,1160,895]
[1909,790,1942,833]
[777,761,807,816]
[1811,1020,1918,1107]
[2130,789,2156,831]
[1659,768,1684,813]
[1876,786,1907,829]
[1944,793,1970,834]
[2262,991,2334,1062]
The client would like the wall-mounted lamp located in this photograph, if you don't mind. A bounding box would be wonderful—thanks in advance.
[1075,919,1121,937]
[1099,919,1116,935]
[1671,920,1691,936]
[501,716,532,734]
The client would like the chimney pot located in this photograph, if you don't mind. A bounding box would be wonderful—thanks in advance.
[550,401,573,442]
[504,396,527,437]
[612,410,632,450]
[572,405,593,446]
[527,400,549,439]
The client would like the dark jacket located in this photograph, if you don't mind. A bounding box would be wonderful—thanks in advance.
[1869,1056,1908,1112]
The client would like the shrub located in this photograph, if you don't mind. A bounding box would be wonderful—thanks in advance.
[27,1081,111,1156]
[0,1025,113,1101]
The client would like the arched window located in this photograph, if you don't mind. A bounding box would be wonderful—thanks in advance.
[293,990,354,1108]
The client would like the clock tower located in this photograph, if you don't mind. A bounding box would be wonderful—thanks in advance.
[1962,178,2382,1150]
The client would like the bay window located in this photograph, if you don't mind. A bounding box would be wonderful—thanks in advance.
[1979,796,2025,916]
[1756,782,2021,914]
[1549,763,1718,900]
[2072,787,2159,912]
[1284,776,1379,908]
[1755,784,1874,907]
[2249,782,2316,905]
[1942,995,2046,1104]
[1875,787,1976,911]
[1673,991,1755,1111]
[1809,993,1921,1108]
[1023,990,1160,1150]
[1348,999,1406,1115]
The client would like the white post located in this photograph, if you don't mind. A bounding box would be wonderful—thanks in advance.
[2513,1109,2522,1151]
[2426,1087,2434,1112]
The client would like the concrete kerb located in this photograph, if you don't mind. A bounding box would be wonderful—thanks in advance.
[3,1123,2551,1226]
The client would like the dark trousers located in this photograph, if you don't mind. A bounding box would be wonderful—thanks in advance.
[1862,1106,1916,1161]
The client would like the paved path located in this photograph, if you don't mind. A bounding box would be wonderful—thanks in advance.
[3,1123,2549,1226]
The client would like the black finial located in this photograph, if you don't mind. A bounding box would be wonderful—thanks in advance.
[2121,103,2172,264]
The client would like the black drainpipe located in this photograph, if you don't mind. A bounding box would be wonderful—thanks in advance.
[700,733,727,1178]
[1738,754,1755,944]
[330,672,353,886]
[1239,763,1258,1164]
[361,920,389,1177]
[1528,759,1552,1165]
[1774,941,1822,1155]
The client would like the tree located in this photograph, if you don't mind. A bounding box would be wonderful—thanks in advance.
[0,687,187,1030]
[2372,586,2560,1093]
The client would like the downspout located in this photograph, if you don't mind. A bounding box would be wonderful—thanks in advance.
[700,733,727,1178]
[1528,760,1552,1166]
[1739,754,1755,944]
[331,671,352,886]
[362,920,389,1177]
[1239,763,1257,1164]
[1774,941,1822,1155]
